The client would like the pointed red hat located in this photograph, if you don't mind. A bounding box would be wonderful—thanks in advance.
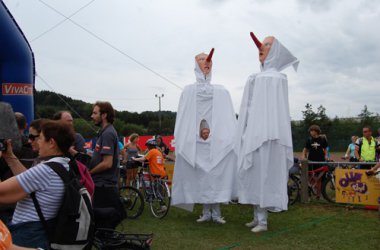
[206,48,215,62]
[250,32,262,49]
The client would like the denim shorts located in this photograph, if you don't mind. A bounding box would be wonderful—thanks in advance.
[8,220,49,249]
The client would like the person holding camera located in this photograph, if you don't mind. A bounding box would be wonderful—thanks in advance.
[0,120,74,248]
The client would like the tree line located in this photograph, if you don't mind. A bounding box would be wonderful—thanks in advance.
[292,103,380,151]
[35,90,380,151]
[35,90,176,139]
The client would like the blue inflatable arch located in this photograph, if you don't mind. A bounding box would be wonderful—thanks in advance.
[0,1,35,126]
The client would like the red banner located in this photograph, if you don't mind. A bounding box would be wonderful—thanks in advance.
[123,135,175,151]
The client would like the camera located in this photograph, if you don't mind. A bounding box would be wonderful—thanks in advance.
[0,139,7,152]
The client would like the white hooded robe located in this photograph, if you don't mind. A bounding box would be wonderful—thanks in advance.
[235,38,299,211]
[172,60,237,211]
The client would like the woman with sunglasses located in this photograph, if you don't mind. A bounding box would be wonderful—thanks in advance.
[0,119,47,224]
[0,120,75,249]
[27,119,47,154]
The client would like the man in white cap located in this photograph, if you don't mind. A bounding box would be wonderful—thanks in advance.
[172,49,237,224]
[235,32,299,232]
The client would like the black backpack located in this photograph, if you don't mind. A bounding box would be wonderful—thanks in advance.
[31,161,94,250]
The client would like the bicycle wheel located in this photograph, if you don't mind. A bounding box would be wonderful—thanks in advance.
[93,229,153,250]
[118,166,127,188]
[119,186,144,219]
[288,175,300,205]
[321,173,336,203]
[149,181,171,219]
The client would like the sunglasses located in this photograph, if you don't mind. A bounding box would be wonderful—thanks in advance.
[28,134,40,141]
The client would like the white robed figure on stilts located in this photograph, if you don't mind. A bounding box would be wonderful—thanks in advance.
[235,32,299,233]
[172,49,237,224]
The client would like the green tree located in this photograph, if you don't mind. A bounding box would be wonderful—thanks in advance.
[316,105,332,136]
[358,105,375,127]
[34,90,179,136]
[35,105,58,119]
[301,103,331,134]
[122,123,146,136]
[302,103,317,126]
[73,118,97,139]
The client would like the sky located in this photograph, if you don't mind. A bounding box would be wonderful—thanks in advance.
[3,0,380,120]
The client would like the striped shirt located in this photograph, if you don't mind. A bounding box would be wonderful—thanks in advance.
[11,157,70,224]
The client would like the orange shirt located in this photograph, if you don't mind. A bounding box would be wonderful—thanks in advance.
[0,220,12,250]
[145,148,166,178]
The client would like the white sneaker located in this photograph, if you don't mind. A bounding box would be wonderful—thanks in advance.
[213,217,226,224]
[251,224,268,233]
[245,220,258,228]
[267,208,282,213]
[196,215,211,223]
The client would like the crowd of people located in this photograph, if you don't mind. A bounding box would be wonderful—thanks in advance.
[301,124,380,169]
[1,32,380,249]
[0,101,172,249]
[2,105,377,248]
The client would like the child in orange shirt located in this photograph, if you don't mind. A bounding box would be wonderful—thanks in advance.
[132,139,166,178]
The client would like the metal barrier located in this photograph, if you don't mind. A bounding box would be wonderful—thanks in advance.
[299,160,378,203]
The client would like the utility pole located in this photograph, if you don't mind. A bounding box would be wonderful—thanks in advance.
[155,94,164,133]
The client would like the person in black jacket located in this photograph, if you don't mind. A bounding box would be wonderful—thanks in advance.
[155,135,169,157]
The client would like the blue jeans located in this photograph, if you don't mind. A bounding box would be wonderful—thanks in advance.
[8,220,49,249]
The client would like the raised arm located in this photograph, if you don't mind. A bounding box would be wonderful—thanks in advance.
[2,140,28,175]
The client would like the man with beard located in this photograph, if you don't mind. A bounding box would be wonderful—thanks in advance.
[89,101,124,228]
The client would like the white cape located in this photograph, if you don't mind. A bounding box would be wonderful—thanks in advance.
[172,61,237,211]
[235,38,299,210]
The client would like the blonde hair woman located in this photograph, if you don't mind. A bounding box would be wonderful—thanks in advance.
[123,133,141,186]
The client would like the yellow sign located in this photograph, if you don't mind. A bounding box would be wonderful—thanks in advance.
[165,163,175,187]
[335,169,380,205]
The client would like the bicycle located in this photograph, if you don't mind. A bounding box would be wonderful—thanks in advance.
[320,161,361,203]
[310,165,335,202]
[93,228,153,250]
[287,174,300,205]
[289,163,337,203]
[119,164,145,219]
[365,170,380,218]
[133,163,171,219]
[92,207,153,250]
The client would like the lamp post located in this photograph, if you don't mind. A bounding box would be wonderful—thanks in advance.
[155,94,164,133]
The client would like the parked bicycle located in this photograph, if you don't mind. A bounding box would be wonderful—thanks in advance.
[133,163,171,219]
[287,174,300,205]
[309,165,336,202]
[93,207,153,250]
[319,161,360,203]
[119,164,145,219]
[288,163,337,203]
[119,160,171,219]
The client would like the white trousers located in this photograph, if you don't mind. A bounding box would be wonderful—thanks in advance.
[202,203,222,219]
[253,205,268,226]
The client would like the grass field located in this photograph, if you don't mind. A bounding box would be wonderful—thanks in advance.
[119,201,380,250]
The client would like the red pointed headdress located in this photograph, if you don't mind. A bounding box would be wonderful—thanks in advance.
[206,48,215,62]
[250,32,262,49]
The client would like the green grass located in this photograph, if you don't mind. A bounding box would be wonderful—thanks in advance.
[118,202,380,250]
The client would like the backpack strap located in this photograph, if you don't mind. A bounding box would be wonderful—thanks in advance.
[31,161,70,249]
[44,161,71,184]
[68,158,81,178]
[30,192,51,250]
